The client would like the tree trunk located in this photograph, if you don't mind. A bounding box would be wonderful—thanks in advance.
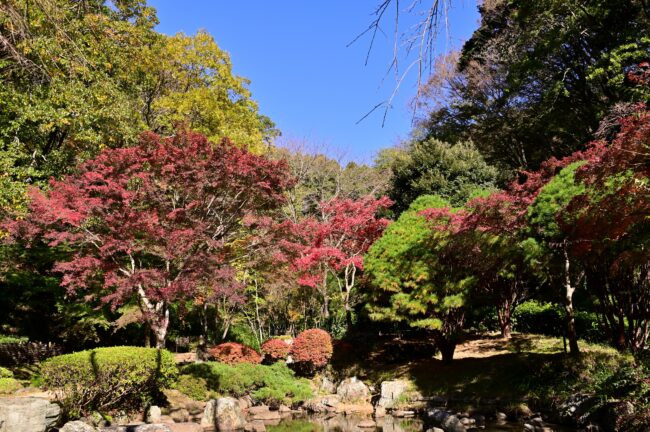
[497,302,512,339]
[562,249,580,356]
[137,284,169,349]
[433,331,456,364]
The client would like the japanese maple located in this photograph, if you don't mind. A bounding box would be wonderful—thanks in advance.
[6,131,292,348]
[285,195,392,327]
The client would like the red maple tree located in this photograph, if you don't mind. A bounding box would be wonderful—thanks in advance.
[7,131,293,347]
[283,196,392,327]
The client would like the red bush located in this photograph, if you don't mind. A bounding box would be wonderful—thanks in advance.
[261,338,290,362]
[207,342,261,365]
[289,329,333,371]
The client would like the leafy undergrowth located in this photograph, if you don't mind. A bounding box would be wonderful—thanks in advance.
[178,361,312,406]
[332,333,639,408]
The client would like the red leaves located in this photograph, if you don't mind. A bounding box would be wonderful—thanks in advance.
[286,196,392,287]
[6,130,292,311]
[208,342,262,365]
[289,328,332,370]
[261,338,290,362]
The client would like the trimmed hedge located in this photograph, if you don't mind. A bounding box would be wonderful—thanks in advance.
[261,338,290,363]
[289,329,332,374]
[181,361,312,405]
[42,346,177,419]
[208,342,262,365]
[0,378,21,394]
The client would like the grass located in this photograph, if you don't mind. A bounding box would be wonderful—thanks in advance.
[332,333,632,409]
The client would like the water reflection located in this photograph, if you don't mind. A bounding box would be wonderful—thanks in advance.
[267,415,422,432]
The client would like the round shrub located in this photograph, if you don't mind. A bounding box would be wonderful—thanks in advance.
[0,378,21,394]
[208,342,262,365]
[42,346,177,420]
[175,374,210,401]
[261,338,290,363]
[0,367,13,378]
[289,329,333,373]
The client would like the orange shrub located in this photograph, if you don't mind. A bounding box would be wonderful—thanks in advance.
[289,329,332,372]
[207,342,261,365]
[261,338,290,363]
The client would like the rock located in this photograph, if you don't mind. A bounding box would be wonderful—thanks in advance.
[377,379,410,409]
[336,377,369,402]
[427,408,467,432]
[245,421,266,432]
[248,406,270,415]
[165,424,202,432]
[319,375,337,394]
[523,424,535,432]
[336,402,374,415]
[495,412,507,421]
[428,428,444,432]
[374,406,387,418]
[201,397,247,430]
[278,405,291,413]
[132,425,172,432]
[238,396,253,410]
[0,397,60,432]
[459,417,475,426]
[60,421,97,432]
[250,410,281,421]
[170,408,189,423]
[146,406,162,423]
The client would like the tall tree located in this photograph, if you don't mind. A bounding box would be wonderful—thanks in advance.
[6,131,292,348]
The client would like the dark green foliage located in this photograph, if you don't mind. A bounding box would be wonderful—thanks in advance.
[386,139,498,213]
[42,347,177,420]
[175,375,210,401]
[181,361,312,405]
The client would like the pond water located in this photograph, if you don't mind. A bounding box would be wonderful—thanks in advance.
[266,415,578,432]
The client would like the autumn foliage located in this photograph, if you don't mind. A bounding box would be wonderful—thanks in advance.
[261,338,291,363]
[289,329,333,372]
[6,131,292,347]
[208,342,262,365]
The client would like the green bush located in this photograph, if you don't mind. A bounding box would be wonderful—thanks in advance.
[513,300,605,342]
[182,361,312,406]
[175,375,210,401]
[0,367,13,378]
[0,377,22,394]
[42,346,177,420]
[0,335,28,344]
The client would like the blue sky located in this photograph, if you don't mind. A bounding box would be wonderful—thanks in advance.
[149,1,480,163]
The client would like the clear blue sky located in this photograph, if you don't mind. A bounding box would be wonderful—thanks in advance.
[149,1,480,163]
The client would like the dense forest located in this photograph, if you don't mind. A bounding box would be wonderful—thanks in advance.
[0,1,649,432]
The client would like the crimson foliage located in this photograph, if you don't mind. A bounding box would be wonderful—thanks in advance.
[261,338,290,363]
[289,329,332,373]
[208,342,262,365]
[6,131,293,347]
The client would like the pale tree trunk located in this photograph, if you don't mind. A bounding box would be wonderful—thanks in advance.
[137,284,170,349]
[343,263,356,330]
[562,247,581,356]
[321,268,330,320]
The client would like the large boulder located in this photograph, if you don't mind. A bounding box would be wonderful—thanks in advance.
[0,397,60,432]
[59,421,97,432]
[201,397,247,430]
[377,380,410,408]
[146,406,162,423]
[336,377,369,403]
[426,408,467,432]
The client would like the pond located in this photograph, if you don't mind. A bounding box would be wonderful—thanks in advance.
[266,414,578,432]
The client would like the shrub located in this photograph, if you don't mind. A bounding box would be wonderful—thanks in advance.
[42,346,177,420]
[290,329,333,374]
[513,300,605,342]
[261,338,290,363]
[182,361,312,406]
[0,341,62,366]
[175,374,210,401]
[208,342,262,365]
[0,335,28,344]
[0,377,22,394]
[0,367,13,378]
